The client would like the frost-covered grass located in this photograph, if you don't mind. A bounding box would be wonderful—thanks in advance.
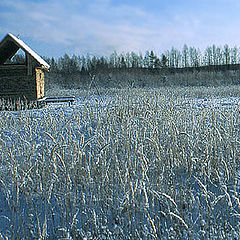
[0,86,240,239]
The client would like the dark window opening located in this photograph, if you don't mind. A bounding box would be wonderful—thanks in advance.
[5,49,26,65]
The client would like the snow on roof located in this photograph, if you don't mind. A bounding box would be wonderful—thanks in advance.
[1,33,50,69]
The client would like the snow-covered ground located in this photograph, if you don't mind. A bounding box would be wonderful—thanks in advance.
[186,97,240,109]
[0,93,239,239]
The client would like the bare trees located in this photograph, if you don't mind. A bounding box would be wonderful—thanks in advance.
[45,44,240,75]
[165,44,240,68]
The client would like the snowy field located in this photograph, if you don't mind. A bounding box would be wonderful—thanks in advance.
[0,87,240,239]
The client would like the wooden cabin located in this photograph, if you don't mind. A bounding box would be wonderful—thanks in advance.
[0,33,50,101]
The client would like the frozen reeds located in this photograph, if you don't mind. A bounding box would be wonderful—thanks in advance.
[0,86,239,239]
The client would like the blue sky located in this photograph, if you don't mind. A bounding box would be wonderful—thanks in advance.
[0,0,240,58]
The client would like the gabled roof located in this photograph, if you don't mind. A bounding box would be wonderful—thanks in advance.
[0,33,50,69]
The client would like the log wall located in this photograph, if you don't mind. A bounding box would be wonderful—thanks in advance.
[0,65,37,100]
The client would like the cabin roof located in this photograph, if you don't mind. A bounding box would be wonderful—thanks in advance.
[0,33,50,69]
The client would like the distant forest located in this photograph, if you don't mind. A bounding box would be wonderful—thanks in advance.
[13,44,240,88]
[42,44,240,73]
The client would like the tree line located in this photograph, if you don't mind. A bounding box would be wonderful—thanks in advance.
[41,44,240,74]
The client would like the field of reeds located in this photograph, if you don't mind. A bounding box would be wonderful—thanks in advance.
[0,86,240,239]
